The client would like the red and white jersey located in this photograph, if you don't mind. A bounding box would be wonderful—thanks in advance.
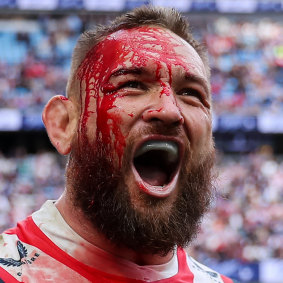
[0,201,234,283]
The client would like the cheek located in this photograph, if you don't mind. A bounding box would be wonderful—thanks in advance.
[97,95,141,167]
[79,91,128,167]
[80,97,97,145]
[184,108,213,148]
[107,99,138,137]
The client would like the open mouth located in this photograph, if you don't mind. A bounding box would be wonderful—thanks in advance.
[133,140,180,197]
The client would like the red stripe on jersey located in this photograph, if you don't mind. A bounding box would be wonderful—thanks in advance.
[221,274,234,283]
[160,247,194,283]
[0,266,23,283]
[6,217,131,282]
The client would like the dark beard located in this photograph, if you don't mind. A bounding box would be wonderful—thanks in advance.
[66,135,215,256]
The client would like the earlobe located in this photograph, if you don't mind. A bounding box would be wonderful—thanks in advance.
[42,95,77,155]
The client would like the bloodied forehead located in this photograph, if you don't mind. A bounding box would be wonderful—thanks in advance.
[77,26,207,85]
[75,26,209,167]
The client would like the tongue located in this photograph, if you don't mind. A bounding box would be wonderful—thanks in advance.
[138,165,167,186]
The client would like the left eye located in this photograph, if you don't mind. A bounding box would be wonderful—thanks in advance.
[178,88,202,99]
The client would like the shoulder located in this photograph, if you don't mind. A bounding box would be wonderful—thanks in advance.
[0,216,43,283]
[180,248,234,283]
[0,217,91,283]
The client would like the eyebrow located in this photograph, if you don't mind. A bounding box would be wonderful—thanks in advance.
[110,67,144,77]
[184,73,210,98]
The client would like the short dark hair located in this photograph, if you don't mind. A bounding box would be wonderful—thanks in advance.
[66,6,210,100]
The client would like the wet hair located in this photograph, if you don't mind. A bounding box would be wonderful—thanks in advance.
[66,5,210,100]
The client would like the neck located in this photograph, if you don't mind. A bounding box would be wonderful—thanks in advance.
[55,191,174,266]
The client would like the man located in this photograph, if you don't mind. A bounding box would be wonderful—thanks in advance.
[0,6,234,282]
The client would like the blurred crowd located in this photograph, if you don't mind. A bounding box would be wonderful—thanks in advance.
[1,148,283,265]
[205,17,283,117]
[190,146,283,264]
[0,15,82,112]
[0,149,65,232]
[0,14,282,117]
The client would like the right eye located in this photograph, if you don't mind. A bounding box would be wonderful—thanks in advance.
[117,80,145,90]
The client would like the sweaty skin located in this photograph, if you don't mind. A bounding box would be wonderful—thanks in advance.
[76,26,211,173]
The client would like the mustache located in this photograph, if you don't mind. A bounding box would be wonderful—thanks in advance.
[133,122,186,138]
[72,122,188,159]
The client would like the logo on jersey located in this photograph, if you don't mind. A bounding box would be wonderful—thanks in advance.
[0,241,40,267]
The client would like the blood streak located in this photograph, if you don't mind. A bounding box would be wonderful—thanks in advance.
[59,95,68,101]
[147,108,163,114]
[76,26,194,166]
[77,39,126,166]
[160,81,171,97]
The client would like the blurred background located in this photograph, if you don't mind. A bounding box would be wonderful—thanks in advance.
[0,0,282,282]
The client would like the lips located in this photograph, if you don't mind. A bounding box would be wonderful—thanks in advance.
[132,139,181,197]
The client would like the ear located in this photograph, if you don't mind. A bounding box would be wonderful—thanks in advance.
[42,95,78,155]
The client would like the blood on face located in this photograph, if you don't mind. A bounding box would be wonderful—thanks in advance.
[76,26,203,167]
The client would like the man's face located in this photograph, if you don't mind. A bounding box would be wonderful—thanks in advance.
[67,26,215,254]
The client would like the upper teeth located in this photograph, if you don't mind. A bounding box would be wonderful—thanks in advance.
[135,140,179,163]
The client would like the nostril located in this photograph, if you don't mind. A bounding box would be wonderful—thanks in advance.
[171,117,184,127]
[148,117,160,123]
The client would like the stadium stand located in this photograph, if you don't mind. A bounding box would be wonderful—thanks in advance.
[0,15,282,129]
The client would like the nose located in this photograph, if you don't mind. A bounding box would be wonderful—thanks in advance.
[142,92,184,126]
